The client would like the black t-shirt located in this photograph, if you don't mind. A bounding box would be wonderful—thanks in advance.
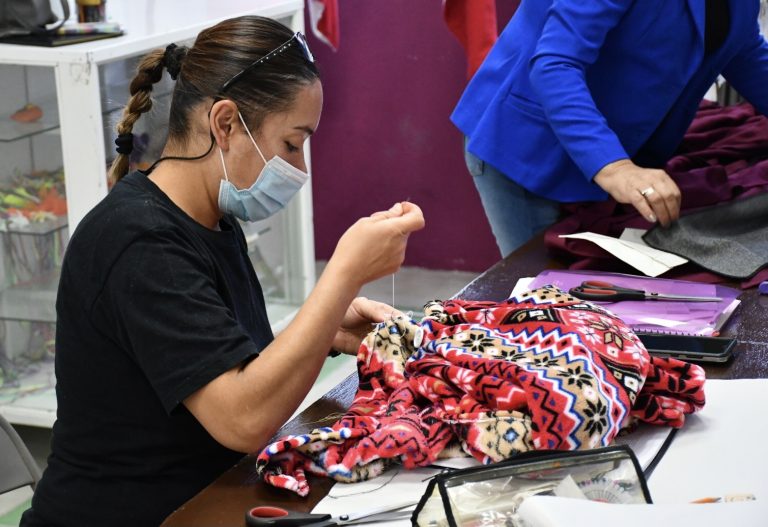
[21,171,274,527]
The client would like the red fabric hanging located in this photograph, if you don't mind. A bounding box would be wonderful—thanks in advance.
[443,0,499,78]
[307,0,340,50]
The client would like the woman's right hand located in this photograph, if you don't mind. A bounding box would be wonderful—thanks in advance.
[328,201,425,287]
[593,159,681,227]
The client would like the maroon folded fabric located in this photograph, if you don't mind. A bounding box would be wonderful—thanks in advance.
[545,101,768,288]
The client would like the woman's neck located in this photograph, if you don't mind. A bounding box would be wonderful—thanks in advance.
[148,156,221,230]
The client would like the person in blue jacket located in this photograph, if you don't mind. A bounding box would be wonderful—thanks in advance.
[452,0,768,257]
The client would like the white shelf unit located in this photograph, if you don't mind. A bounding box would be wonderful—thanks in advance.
[0,0,316,428]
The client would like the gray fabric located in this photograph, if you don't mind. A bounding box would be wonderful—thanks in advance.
[643,192,768,279]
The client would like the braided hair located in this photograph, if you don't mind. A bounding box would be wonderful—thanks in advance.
[108,16,319,183]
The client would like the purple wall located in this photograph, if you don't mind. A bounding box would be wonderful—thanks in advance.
[306,1,518,272]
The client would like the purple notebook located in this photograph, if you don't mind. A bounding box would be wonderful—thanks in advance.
[527,270,741,336]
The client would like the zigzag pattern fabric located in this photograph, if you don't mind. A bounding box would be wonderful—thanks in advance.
[256,287,706,496]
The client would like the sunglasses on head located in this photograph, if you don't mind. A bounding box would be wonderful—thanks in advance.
[218,31,315,94]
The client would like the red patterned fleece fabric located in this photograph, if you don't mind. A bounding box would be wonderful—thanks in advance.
[256,287,705,496]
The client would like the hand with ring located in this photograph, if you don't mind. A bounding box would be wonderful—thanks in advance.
[593,159,681,226]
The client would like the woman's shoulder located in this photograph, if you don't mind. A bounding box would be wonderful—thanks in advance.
[65,173,210,274]
[75,172,189,239]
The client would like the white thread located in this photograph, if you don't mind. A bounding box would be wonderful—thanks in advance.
[326,468,401,498]
[392,274,395,310]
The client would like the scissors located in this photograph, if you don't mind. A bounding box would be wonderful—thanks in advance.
[568,280,722,302]
[245,500,416,526]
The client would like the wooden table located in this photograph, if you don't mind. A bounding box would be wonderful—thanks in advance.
[161,236,768,526]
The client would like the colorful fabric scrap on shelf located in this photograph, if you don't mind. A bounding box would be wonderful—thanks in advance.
[0,169,66,222]
[255,287,706,496]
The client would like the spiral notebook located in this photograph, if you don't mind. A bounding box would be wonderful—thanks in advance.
[526,270,741,336]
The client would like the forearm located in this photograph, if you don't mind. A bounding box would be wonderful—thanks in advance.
[187,261,362,453]
[242,260,361,439]
[529,0,632,179]
[530,58,628,178]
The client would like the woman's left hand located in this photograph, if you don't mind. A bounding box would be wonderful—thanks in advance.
[332,297,402,355]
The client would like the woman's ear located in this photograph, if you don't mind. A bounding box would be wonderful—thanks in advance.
[209,99,239,151]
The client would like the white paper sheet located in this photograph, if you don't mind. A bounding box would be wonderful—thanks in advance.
[559,232,688,276]
[510,276,535,298]
[518,496,768,527]
[312,467,441,526]
[431,456,481,470]
[649,379,768,503]
[634,316,688,328]
[613,422,675,473]
[618,227,651,245]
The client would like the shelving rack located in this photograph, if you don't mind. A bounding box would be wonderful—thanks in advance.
[0,0,315,427]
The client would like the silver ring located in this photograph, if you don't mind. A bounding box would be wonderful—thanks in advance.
[640,187,655,197]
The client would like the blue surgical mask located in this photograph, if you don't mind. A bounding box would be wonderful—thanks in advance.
[217,113,309,222]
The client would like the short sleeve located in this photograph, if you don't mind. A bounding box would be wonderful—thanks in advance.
[95,230,261,414]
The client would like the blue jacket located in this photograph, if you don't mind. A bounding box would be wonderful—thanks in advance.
[451,0,768,202]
